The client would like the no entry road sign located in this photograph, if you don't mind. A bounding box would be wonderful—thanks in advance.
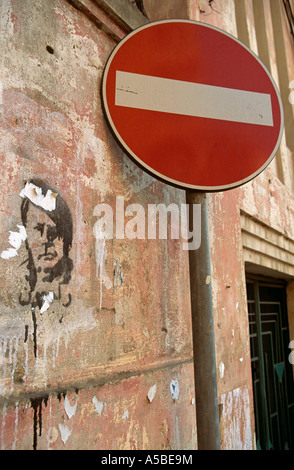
[102,20,284,191]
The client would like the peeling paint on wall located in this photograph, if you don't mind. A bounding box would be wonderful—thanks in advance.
[93,218,113,309]
[59,423,72,444]
[19,181,58,212]
[64,394,78,419]
[147,384,157,403]
[11,400,19,450]
[219,361,225,379]
[1,225,27,259]
[92,396,105,416]
[220,387,252,450]
[40,291,54,314]
[170,378,180,400]
[122,409,129,420]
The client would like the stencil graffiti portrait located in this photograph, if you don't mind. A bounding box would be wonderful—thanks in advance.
[1,179,73,357]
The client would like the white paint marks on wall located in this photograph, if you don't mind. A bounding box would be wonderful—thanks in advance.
[1,225,27,259]
[122,409,129,420]
[58,423,72,444]
[8,225,27,250]
[1,403,7,450]
[219,361,225,379]
[0,327,23,396]
[93,206,113,309]
[0,81,3,113]
[40,300,96,385]
[170,378,180,400]
[147,384,157,403]
[220,387,252,450]
[92,396,105,416]
[40,292,54,314]
[9,336,19,392]
[231,329,235,346]
[0,247,18,260]
[19,182,58,211]
[64,394,78,419]
[12,401,19,450]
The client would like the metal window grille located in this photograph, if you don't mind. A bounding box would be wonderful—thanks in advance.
[246,277,294,450]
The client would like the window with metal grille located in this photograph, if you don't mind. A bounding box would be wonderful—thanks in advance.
[246,277,294,450]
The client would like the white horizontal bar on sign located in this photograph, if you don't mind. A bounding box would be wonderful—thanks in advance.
[115,71,273,126]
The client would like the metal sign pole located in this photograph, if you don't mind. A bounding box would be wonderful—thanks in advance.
[186,190,221,450]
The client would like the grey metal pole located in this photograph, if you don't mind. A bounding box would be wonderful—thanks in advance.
[186,190,221,450]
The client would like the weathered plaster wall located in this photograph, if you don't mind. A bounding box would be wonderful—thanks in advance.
[187,0,294,450]
[207,190,255,449]
[0,0,196,450]
[1,0,293,452]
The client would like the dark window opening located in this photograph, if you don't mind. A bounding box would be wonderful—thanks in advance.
[246,276,294,450]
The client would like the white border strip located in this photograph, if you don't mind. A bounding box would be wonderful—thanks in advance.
[116,70,273,126]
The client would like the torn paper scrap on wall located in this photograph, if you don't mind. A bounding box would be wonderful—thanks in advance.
[19,181,58,212]
[1,225,27,259]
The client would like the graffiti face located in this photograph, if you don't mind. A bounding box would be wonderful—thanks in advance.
[19,203,66,310]
[19,179,73,311]
[1,178,73,356]
[27,208,64,270]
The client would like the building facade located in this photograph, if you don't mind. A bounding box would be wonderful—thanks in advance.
[0,0,293,450]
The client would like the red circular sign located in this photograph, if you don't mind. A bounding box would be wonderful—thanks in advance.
[102,20,283,191]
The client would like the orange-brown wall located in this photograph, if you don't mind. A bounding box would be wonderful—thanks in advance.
[1,0,294,451]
